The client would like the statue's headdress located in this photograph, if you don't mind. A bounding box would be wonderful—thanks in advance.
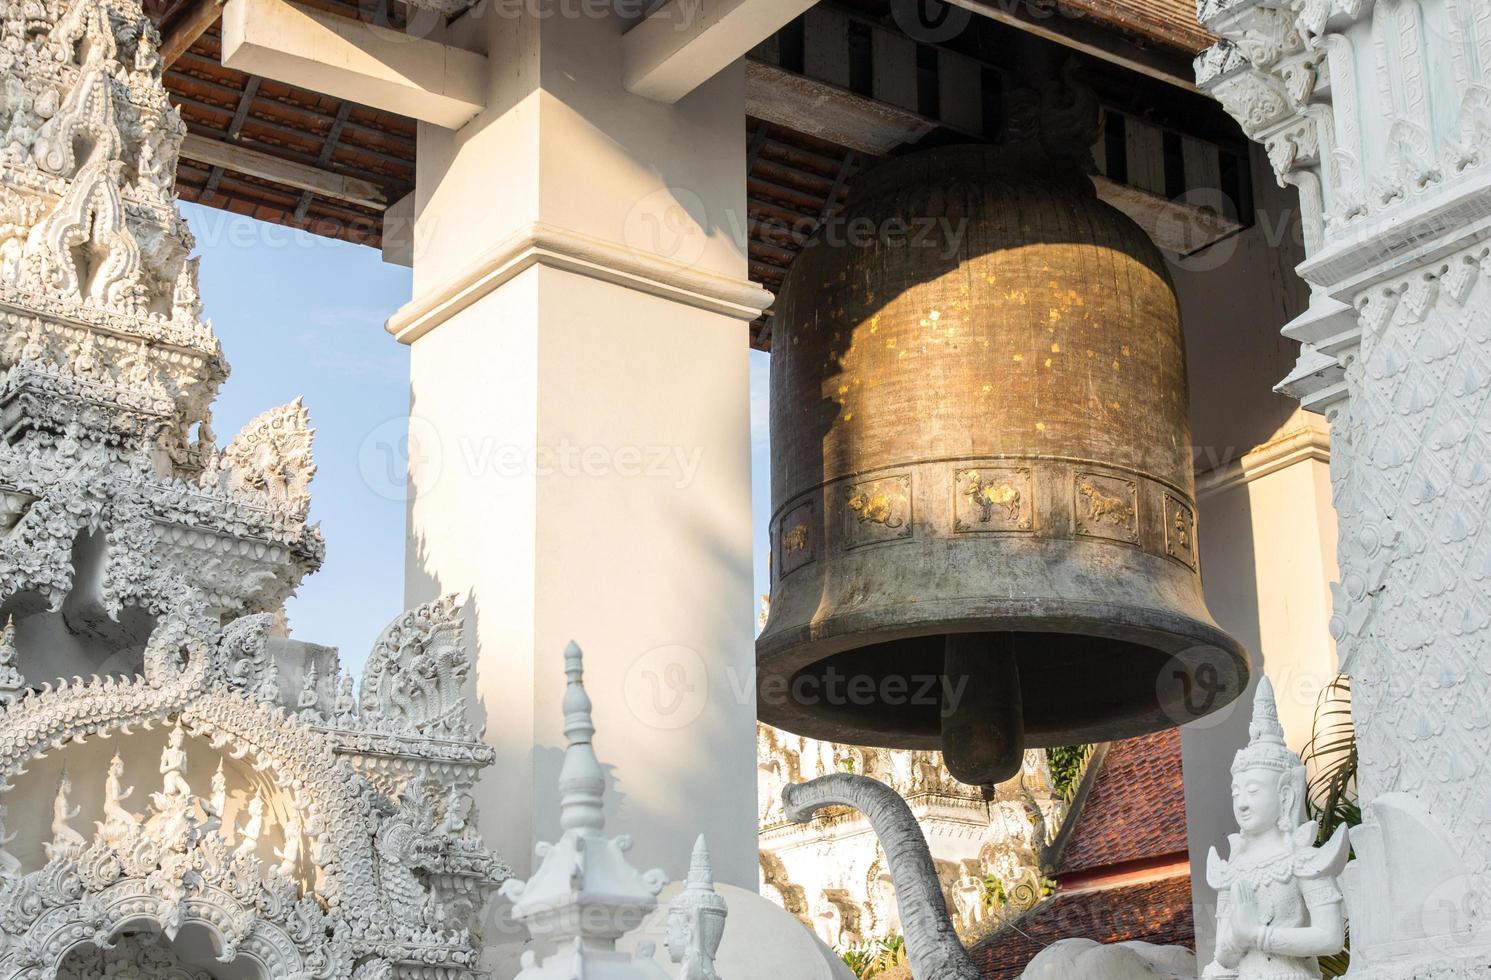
[674,835,728,921]
[1230,677,1302,776]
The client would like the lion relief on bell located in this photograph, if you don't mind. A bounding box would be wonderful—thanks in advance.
[844,476,914,548]
[1074,473,1139,543]
[847,485,906,528]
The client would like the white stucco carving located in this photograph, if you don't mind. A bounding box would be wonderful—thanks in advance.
[0,0,507,973]
[1204,679,1348,979]
[0,0,320,623]
[1197,0,1491,975]
[58,931,215,980]
[667,837,727,980]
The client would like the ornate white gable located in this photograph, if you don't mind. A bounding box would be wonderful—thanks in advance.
[0,0,507,973]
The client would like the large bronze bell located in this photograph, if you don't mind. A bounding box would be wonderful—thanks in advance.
[757,143,1248,785]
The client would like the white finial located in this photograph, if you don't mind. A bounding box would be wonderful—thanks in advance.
[687,834,715,891]
[501,642,672,977]
[669,835,728,979]
[558,641,605,835]
[1232,677,1295,775]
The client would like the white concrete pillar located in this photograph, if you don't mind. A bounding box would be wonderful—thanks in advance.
[387,2,771,913]
[1198,1,1491,973]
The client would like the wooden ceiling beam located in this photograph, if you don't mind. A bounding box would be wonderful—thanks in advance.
[945,0,1200,93]
[159,0,228,67]
[179,131,389,209]
[170,84,416,171]
[294,101,353,222]
[175,95,412,181]
[179,161,384,226]
[170,55,419,151]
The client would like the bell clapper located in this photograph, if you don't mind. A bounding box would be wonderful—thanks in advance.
[941,633,1025,786]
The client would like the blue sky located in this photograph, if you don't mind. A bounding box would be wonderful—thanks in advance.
[188,204,774,671]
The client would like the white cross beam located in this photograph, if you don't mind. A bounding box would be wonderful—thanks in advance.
[221,0,487,129]
[623,0,819,103]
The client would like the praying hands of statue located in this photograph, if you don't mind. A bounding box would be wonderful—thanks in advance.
[1226,880,1267,954]
[1219,877,1346,966]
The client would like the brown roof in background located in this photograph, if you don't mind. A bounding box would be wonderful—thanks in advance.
[969,874,1196,979]
[1060,0,1214,55]
[1059,728,1190,876]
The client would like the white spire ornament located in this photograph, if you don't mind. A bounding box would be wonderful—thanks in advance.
[499,641,673,979]
[668,835,728,980]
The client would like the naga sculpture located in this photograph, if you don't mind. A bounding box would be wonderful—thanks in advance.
[783,773,981,980]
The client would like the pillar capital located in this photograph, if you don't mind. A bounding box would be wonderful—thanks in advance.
[385,221,773,345]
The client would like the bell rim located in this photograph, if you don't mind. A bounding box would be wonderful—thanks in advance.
[756,595,1250,748]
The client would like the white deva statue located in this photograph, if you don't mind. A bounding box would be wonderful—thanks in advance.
[202,760,228,839]
[275,809,303,877]
[46,771,86,860]
[159,724,192,799]
[1205,678,1348,979]
[97,753,140,847]
[235,795,266,859]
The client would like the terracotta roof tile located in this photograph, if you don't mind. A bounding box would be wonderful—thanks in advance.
[969,874,1196,979]
[880,730,1196,980]
[1059,728,1189,876]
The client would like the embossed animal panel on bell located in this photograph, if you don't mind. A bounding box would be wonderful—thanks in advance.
[757,145,1249,786]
